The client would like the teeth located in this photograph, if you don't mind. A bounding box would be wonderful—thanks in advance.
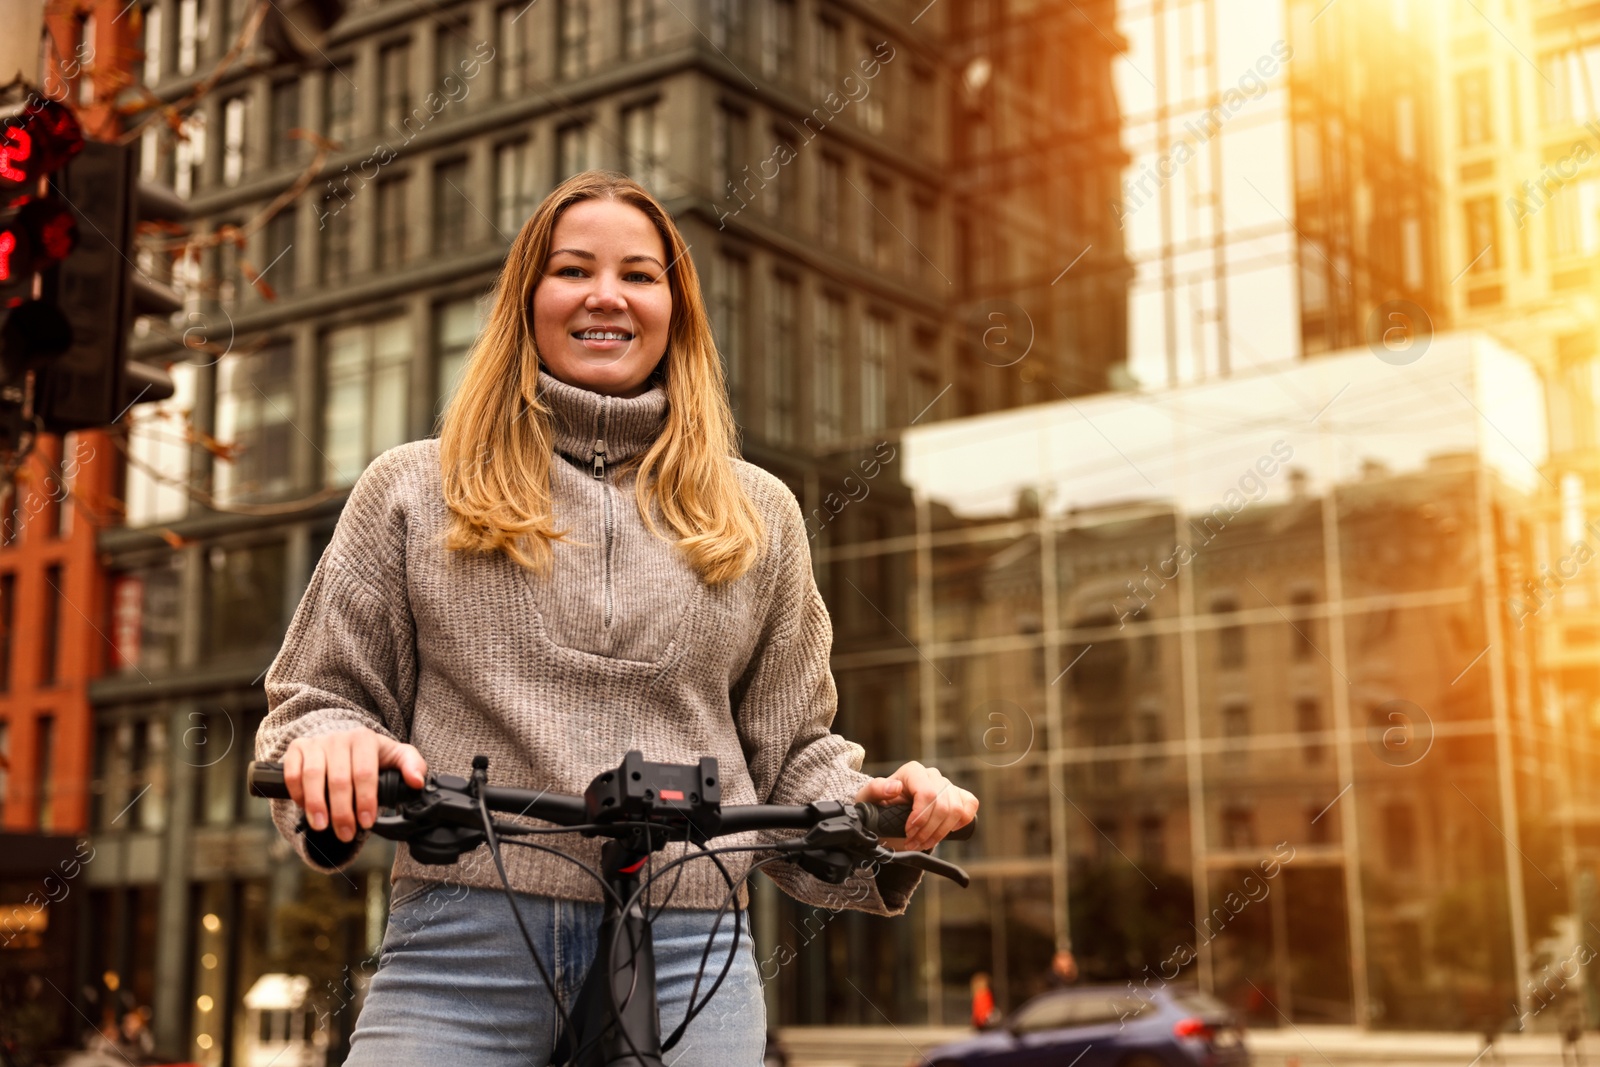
[577,329,631,340]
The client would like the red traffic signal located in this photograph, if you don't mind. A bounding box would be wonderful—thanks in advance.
[0,100,85,192]
[0,197,79,303]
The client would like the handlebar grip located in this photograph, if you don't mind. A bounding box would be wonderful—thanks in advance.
[855,802,976,842]
[247,761,412,805]
[248,761,289,799]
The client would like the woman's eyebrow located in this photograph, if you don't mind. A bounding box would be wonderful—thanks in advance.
[547,247,665,269]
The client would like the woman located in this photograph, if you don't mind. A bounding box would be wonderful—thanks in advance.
[257,170,978,1065]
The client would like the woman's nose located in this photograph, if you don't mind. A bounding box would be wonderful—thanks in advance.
[585,271,626,310]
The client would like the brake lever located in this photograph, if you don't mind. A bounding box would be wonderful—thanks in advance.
[879,849,971,888]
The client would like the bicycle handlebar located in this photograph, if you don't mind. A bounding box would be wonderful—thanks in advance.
[245,760,976,843]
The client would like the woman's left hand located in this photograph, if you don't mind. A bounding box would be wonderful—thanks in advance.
[854,761,979,852]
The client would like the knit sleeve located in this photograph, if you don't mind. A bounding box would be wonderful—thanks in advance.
[255,450,420,873]
[733,486,923,917]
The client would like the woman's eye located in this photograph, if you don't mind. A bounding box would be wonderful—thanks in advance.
[555,266,585,278]
[626,272,656,283]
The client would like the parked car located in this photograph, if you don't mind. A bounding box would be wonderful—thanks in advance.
[918,984,1249,1067]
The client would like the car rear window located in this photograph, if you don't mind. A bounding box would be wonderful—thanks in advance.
[1172,991,1232,1017]
[1014,992,1155,1032]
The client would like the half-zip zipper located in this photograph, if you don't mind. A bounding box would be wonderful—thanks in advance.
[593,400,614,629]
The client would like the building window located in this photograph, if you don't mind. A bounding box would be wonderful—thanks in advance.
[1308,804,1332,844]
[498,3,533,97]
[1296,698,1323,764]
[320,192,354,285]
[323,316,412,486]
[765,274,798,443]
[909,196,936,281]
[325,63,357,146]
[173,111,204,198]
[622,0,661,57]
[764,128,795,223]
[435,17,471,86]
[0,573,12,692]
[219,0,249,47]
[1138,815,1163,868]
[110,560,183,676]
[1464,197,1499,272]
[812,16,839,99]
[269,78,300,167]
[557,122,592,180]
[758,0,796,80]
[814,293,844,445]
[216,220,244,312]
[380,40,413,137]
[1543,44,1600,126]
[622,100,665,196]
[708,0,741,50]
[263,204,296,297]
[139,125,159,181]
[817,153,843,247]
[710,104,745,207]
[125,364,196,526]
[709,253,747,414]
[1457,69,1492,147]
[1093,815,1120,857]
[214,343,296,504]
[222,93,249,187]
[204,542,289,661]
[1289,588,1317,659]
[1383,802,1416,872]
[1140,709,1163,766]
[41,566,63,685]
[94,716,171,831]
[433,158,471,254]
[1396,95,1416,160]
[495,139,537,237]
[376,175,409,268]
[141,2,162,84]
[1222,701,1249,765]
[1551,178,1600,259]
[35,716,56,830]
[860,312,889,435]
[177,0,201,75]
[1221,806,1254,849]
[1213,595,1244,668]
[863,175,894,269]
[909,65,934,148]
[559,0,591,79]
[857,36,885,132]
[435,296,487,419]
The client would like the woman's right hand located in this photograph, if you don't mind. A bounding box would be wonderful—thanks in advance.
[283,727,428,843]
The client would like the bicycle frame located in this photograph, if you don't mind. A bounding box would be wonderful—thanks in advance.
[559,839,665,1067]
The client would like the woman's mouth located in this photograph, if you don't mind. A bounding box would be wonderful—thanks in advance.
[571,327,634,351]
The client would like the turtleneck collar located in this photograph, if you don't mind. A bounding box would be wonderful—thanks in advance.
[538,370,668,472]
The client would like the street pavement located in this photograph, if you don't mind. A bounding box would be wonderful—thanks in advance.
[774,1025,1600,1067]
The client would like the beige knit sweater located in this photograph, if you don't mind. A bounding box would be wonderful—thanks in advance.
[257,371,921,915]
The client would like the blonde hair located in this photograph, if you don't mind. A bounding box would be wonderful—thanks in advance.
[437,171,765,585]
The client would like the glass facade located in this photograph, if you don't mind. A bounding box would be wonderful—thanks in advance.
[770,335,1564,1029]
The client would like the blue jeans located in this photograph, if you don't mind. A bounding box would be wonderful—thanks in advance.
[346,878,767,1067]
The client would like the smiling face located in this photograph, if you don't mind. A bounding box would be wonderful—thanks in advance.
[531,197,674,398]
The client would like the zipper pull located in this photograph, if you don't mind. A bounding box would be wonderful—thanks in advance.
[592,438,606,479]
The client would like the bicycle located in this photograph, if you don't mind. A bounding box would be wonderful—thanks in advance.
[247,750,975,1067]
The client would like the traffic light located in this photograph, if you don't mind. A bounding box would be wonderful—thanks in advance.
[35,139,186,434]
[0,98,85,393]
